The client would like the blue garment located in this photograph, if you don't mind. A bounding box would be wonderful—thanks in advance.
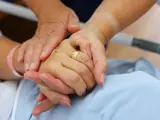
[62,0,160,22]
[12,58,160,120]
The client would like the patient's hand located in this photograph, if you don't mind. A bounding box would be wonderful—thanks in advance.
[25,39,95,116]
[39,39,95,95]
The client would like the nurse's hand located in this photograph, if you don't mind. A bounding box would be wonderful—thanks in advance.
[18,1,80,72]
[69,29,107,85]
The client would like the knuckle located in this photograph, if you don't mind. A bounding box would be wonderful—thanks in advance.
[71,73,81,83]
[80,54,90,63]
[78,66,88,76]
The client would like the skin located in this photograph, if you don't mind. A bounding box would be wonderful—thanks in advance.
[0,37,94,115]
[19,0,80,71]
[24,0,156,115]
[1,0,156,116]
[21,0,156,84]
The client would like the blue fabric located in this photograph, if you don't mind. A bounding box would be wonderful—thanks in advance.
[62,0,102,22]
[13,58,160,120]
[61,0,160,22]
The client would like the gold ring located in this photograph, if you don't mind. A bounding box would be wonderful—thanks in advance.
[71,51,79,60]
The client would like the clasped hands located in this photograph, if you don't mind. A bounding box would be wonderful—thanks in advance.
[22,29,107,116]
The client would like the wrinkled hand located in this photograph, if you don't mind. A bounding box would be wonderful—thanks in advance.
[18,1,80,72]
[69,29,107,85]
[24,39,95,115]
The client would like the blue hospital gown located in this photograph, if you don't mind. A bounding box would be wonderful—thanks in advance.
[11,58,160,120]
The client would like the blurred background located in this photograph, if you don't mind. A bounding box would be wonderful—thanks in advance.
[0,0,37,43]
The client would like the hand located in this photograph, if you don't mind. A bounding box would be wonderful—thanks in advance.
[24,39,95,115]
[18,1,80,72]
[69,29,107,85]
[38,39,95,95]
[25,71,72,116]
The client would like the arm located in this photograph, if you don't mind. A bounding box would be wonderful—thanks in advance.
[84,0,156,45]
[23,0,60,20]
[20,0,80,72]
[69,0,155,84]
[0,37,24,80]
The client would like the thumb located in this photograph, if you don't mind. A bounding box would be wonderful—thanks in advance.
[24,71,44,85]
[68,11,81,33]
[92,44,107,85]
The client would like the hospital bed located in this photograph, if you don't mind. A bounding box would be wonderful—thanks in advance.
[0,0,160,54]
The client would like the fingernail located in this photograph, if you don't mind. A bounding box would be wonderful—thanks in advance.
[18,56,22,62]
[32,108,40,116]
[36,95,41,101]
[100,74,104,85]
[61,96,70,102]
[60,99,71,107]
[78,90,86,96]
[25,63,29,71]
[30,63,36,70]
[40,52,45,58]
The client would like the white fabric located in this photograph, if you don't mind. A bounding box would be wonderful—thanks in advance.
[0,31,18,120]
[0,81,18,120]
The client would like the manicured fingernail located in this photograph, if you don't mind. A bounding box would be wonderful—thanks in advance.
[60,99,71,107]
[30,63,36,70]
[25,63,29,71]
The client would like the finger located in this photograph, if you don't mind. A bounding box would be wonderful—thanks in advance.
[24,44,34,71]
[68,11,80,33]
[36,93,46,102]
[73,52,94,72]
[39,73,74,94]
[32,99,54,116]
[40,29,67,61]
[70,35,92,58]
[62,54,94,90]
[18,42,28,62]
[53,64,87,96]
[24,71,46,86]
[40,85,71,105]
[33,96,70,116]
[29,43,44,71]
[92,45,107,85]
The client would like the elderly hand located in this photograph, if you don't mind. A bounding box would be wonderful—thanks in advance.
[18,1,80,72]
[24,39,95,116]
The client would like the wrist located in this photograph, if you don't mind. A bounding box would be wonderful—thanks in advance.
[12,46,24,76]
[35,0,62,21]
[24,0,60,20]
[84,12,120,45]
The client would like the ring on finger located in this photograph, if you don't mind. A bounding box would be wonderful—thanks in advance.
[71,51,80,60]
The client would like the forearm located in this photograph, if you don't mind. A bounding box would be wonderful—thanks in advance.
[0,37,24,80]
[84,0,156,45]
[23,0,60,20]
